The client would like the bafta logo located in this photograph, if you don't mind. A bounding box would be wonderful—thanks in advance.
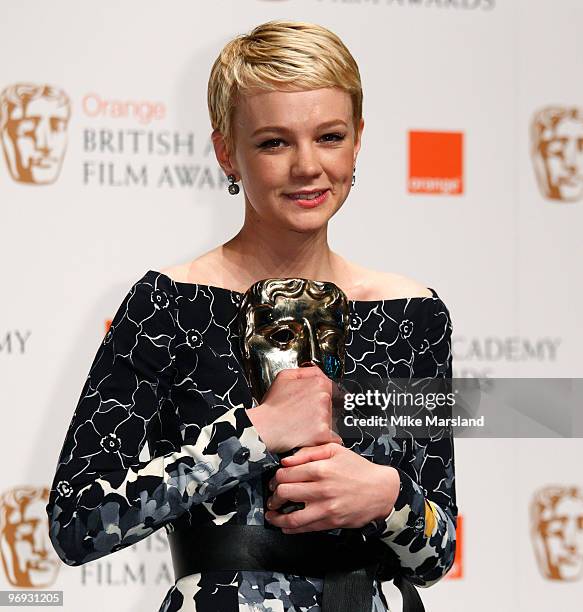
[530,485,583,581]
[531,106,583,202]
[0,83,71,185]
[237,277,349,404]
[0,486,60,587]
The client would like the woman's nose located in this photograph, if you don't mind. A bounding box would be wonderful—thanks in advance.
[290,144,322,177]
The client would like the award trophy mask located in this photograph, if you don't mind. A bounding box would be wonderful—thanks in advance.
[237,277,349,518]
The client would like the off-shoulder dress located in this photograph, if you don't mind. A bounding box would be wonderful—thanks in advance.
[46,270,458,612]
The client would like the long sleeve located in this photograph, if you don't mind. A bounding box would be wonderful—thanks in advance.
[365,296,458,587]
[46,276,280,567]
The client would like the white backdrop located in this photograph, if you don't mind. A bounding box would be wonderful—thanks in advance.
[1,1,582,610]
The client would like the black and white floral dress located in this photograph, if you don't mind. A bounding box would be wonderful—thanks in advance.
[46,270,458,612]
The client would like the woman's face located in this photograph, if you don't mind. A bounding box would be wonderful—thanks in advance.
[218,86,364,233]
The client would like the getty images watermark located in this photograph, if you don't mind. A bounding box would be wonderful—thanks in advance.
[329,377,583,439]
[342,386,481,429]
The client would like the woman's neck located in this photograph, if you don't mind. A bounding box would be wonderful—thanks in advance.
[222,228,341,285]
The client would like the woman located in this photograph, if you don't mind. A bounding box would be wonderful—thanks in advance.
[46,20,457,612]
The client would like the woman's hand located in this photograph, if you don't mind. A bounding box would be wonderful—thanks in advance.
[264,442,401,533]
[246,366,344,454]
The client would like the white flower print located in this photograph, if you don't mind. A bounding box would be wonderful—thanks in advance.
[151,289,170,310]
[399,319,413,339]
[100,432,122,453]
[186,329,203,349]
[56,480,73,497]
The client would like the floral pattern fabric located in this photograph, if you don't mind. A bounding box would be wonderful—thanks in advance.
[46,270,457,611]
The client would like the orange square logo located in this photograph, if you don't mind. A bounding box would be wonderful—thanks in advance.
[408,131,464,195]
[446,513,464,579]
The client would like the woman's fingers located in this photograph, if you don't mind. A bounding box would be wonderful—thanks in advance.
[270,462,323,488]
[265,501,325,530]
[285,365,326,380]
[267,481,322,510]
[280,443,335,466]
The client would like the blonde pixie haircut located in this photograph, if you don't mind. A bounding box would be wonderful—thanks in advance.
[207,20,363,157]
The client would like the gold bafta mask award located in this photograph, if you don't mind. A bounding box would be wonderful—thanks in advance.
[237,277,350,516]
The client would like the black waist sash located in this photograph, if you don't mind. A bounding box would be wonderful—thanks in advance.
[168,524,425,612]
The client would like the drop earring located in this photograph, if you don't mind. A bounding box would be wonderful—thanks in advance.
[227,174,240,195]
[351,166,356,187]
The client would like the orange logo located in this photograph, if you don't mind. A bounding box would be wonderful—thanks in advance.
[408,130,464,195]
[531,107,583,202]
[0,83,71,185]
[530,485,583,581]
[0,486,60,587]
[445,513,464,579]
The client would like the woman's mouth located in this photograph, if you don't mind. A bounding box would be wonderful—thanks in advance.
[285,189,330,208]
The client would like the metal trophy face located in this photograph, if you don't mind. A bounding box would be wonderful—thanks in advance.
[237,277,349,404]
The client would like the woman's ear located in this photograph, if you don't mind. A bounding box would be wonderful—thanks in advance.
[354,117,364,162]
[211,129,238,178]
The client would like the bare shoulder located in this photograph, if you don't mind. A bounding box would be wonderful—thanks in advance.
[159,250,219,285]
[158,262,190,283]
[378,271,433,298]
[356,266,433,300]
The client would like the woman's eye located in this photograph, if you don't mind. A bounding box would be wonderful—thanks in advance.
[259,138,284,149]
[257,133,346,150]
[320,132,346,143]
